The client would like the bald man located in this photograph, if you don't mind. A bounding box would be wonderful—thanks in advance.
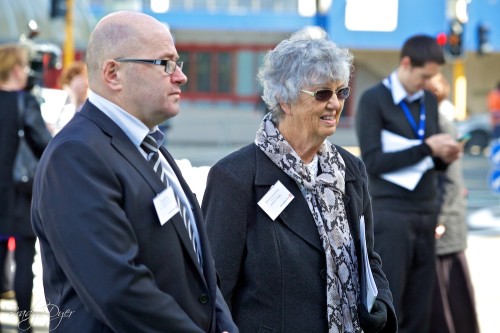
[31,11,237,333]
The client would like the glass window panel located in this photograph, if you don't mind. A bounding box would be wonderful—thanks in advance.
[217,0,231,11]
[236,51,255,95]
[237,0,253,10]
[282,0,298,12]
[167,0,183,10]
[217,53,232,93]
[196,52,211,92]
[193,0,207,10]
[260,0,274,10]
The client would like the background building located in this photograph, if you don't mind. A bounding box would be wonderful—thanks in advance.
[1,0,499,119]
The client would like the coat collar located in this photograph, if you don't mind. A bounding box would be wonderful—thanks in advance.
[253,144,359,253]
[254,147,321,252]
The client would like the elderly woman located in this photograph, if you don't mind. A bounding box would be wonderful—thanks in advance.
[202,28,397,333]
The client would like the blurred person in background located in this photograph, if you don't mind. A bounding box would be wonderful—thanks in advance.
[203,28,397,333]
[0,43,52,333]
[426,73,480,333]
[47,60,89,135]
[355,35,462,333]
[488,81,500,140]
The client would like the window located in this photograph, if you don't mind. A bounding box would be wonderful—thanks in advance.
[196,52,212,92]
[178,45,271,103]
[217,53,232,93]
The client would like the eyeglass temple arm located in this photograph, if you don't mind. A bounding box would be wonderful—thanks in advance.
[300,89,316,97]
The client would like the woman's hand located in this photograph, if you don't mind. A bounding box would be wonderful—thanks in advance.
[358,300,387,332]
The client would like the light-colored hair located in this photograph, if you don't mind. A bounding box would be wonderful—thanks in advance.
[59,60,87,87]
[257,28,353,120]
[0,44,28,83]
[428,72,450,103]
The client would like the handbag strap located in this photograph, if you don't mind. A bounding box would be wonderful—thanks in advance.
[17,91,26,138]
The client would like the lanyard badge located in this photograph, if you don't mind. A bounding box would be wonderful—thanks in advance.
[399,100,426,140]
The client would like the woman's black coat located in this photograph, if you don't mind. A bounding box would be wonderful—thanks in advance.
[202,143,397,333]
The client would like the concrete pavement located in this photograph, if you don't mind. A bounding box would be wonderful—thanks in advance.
[467,232,500,333]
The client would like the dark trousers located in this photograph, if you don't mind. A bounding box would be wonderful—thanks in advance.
[373,208,437,333]
[0,237,36,331]
[429,252,480,333]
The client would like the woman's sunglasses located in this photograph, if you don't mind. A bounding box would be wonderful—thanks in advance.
[301,87,351,102]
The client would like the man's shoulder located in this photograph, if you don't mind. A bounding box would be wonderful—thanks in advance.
[357,82,394,115]
[360,81,390,99]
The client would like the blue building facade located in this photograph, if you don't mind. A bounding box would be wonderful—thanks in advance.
[87,0,500,116]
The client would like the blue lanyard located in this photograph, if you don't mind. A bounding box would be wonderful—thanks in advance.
[400,100,426,140]
[386,75,426,140]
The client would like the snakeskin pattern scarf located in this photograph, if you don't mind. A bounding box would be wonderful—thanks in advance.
[255,113,361,333]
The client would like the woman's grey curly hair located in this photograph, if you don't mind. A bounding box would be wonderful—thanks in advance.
[257,28,353,120]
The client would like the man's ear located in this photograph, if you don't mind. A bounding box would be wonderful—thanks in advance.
[102,60,121,90]
[400,56,412,70]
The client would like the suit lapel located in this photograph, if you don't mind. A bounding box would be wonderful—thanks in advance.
[81,103,209,283]
[160,147,213,284]
[80,103,166,194]
[254,148,323,252]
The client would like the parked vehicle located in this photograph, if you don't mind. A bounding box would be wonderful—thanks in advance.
[455,113,492,155]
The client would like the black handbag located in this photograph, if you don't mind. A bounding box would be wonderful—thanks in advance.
[12,91,39,193]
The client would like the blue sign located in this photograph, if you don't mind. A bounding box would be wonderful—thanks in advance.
[489,139,500,166]
[488,168,500,193]
[488,140,500,192]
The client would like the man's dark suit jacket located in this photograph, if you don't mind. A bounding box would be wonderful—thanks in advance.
[31,102,237,332]
[202,143,397,333]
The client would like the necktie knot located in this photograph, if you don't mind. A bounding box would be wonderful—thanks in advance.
[141,135,159,159]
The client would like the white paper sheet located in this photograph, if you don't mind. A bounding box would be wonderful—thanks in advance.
[360,216,378,312]
[380,130,434,191]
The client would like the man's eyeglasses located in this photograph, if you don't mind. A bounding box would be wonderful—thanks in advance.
[301,87,351,102]
[115,58,184,75]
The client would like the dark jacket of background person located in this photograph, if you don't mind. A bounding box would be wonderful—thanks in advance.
[427,73,480,333]
[202,143,397,333]
[435,116,468,256]
[0,91,51,236]
[0,43,52,333]
[429,112,480,333]
[355,35,461,333]
[355,85,446,214]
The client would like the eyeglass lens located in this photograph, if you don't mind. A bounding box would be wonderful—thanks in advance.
[166,60,183,74]
[315,87,350,102]
[166,60,176,73]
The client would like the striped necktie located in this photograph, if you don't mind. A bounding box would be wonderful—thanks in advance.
[141,134,202,264]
